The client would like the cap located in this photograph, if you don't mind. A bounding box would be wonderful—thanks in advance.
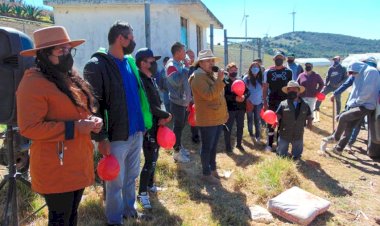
[135,48,161,62]
[288,53,295,58]
[273,51,285,59]
[332,56,340,60]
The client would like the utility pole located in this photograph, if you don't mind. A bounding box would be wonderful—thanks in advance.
[244,15,249,41]
[144,0,151,48]
[290,11,296,32]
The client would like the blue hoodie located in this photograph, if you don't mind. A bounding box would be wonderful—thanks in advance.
[346,62,380,110]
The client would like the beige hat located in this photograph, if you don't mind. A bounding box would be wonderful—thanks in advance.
[193,49,221,66]
[281,80,305,94]
[20,26,85,57]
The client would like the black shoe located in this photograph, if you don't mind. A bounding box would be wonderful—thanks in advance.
[192,136,200,144]
[107,224,123,226]
[124,212,152,221]
[236,145,245,152]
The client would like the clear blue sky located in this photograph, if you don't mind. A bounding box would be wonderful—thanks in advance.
[26,0,380,42]
[202,0,380,44]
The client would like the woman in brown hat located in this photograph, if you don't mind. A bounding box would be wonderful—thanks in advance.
[17,26,102,225]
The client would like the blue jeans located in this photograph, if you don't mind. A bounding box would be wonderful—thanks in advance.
[199,125,223,175]
[105,132,143,224]
[277,136,303,158]
[247,104,262,139]
[224,110,245,151]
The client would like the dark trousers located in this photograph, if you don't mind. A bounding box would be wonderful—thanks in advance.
[191,126,200,139]
[139,126,159,194]
[224,110,245,152]
[199,125,223,175]
[44,188,84,226]
[334,106,372,151]
[267,103,280,148]
[170,102,187,152]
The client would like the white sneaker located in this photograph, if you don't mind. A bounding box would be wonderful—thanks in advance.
[179,147,190,157]
[148,185,160,194]
[138,193,152,210]
[320,140,327,152]
[264,146,272,152]
[322,136,336,144]
[173,151,190,163]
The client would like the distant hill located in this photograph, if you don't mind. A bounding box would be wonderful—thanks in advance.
[264,31,380,58]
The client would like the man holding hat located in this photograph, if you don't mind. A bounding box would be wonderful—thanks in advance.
[189,49,228,185]
[274,81,313,159]
[315,56,347,115]
[135,48,172,210]
[263,51,293,151]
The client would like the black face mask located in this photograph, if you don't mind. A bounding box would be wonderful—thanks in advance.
[287,59,294,64]
[149,61,158,75]
[55,53,74,73]
[287,91,298,100]
[275,59,284,66]
[229,72,238,78]
[122,40,136,55]
[305,66,313,72]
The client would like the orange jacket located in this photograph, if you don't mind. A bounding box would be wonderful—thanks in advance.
[16,69,94,194]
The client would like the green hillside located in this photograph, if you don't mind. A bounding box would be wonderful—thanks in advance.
[264,31,380,58]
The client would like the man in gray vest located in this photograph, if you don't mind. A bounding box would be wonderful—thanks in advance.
[274,81,313,160]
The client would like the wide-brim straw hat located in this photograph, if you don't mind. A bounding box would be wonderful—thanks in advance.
[20,26,85,57]
[193,49,221,66]
[281,80,305,94]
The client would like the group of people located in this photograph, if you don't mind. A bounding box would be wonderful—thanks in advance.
[15,20,380,226]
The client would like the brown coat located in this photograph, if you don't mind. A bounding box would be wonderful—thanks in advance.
[16,69,94,194]
[189,68,228,127]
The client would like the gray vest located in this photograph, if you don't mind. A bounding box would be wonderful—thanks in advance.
[279,99,309,141]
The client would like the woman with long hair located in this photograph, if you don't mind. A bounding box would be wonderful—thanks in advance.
[17,26,102,226]
[243,61,264,143]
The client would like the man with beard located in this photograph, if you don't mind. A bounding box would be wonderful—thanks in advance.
[84,21,152,225]
[262,51,293,152]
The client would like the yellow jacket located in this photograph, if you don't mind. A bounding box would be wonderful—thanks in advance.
[189,68,228,127]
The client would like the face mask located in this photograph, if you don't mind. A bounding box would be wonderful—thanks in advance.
[305,66,312,72]
[122,40,136,55]
[333,60,339,66]
[55,53,74,73]
[229,72,238,78]
[287,91,298,100]
[287,59,294,64]
[251,67,260,75]
[149,61,158,75]
[275,59,284,66]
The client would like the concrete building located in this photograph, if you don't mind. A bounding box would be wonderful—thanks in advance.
[45,0,223,71]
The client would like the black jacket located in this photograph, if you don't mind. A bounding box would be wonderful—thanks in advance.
[84,51,131,142]
[224,78,250,111]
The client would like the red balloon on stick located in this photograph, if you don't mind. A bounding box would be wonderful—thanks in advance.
[97,155,120,181]
[316,92,326,101]
[157,126,176,149]
[187,103,196,126]
[262,110,277,125]
[231,80,245,96]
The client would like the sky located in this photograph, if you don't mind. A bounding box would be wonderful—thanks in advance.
[202,0,380,44]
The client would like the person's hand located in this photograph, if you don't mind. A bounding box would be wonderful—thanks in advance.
[236,95,245,102]
[217,68,225,80]
[263,101,268,111]
[98,139,111,156]
[330,95,335,102]
[158,113,172,125]
[271,121,278,129]
[75,119,97,135]
[90,116,103,133]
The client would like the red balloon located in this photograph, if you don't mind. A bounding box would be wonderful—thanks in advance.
[316,92,326,101]
[231,80,245,96]
[188,104,196,126]
[157,126,176,149]
[97,155,120,181]
[263,110,277,125]
[260,108,265,118]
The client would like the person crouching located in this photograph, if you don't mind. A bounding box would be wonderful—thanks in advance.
[274,81,313,160]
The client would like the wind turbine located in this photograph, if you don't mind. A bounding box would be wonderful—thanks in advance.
[240,0,249,41]
[290,10,296,32]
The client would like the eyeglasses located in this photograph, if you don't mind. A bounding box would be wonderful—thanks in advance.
[53,47,77,57]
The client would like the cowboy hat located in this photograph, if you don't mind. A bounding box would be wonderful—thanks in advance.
[281,80,305,94]
[20,26,85,57]
[193,49,221,66]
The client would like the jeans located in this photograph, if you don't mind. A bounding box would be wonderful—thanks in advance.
[163,91,170,113]
[315,85,341,115]
[139,127,159,194]
[199,125,223,175]
[171,102,187,152]
[333,107,372,151]
[247,104,263,139]
[224,110,245,151]
[348,118,363,146]
[44,189,84,226]
[106,132,143,224]
[277,136,303,158]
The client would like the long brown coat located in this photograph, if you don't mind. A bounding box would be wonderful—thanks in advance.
[16,69,94,194]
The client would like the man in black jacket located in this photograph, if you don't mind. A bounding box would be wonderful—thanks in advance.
[84,21,151,225]
[224,62,250,154]
[135,48,172,210]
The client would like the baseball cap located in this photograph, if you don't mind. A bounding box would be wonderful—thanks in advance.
[332,56,340,60]
[135,48,161,62]
[273,51,285,59]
